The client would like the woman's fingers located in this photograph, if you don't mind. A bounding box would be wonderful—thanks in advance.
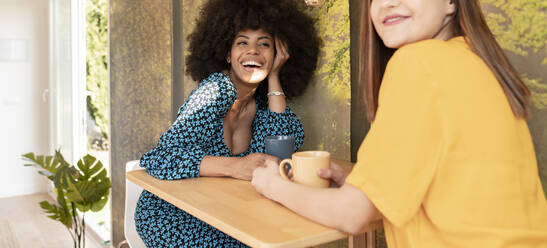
[281,40,290,60]
[262,154,280,165]
[317,168,332,179]
[330,163,349,186]
[275,37,290,60]
[316,162,348,187]
[264,159,279,170]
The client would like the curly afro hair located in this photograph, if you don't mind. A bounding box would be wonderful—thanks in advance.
[185,0,320,102]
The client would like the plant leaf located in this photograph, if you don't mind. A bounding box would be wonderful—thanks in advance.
[90,195,109,212]
[76,155,101,181]
[21,152,62,181]
[54,166,77,189]
[66,154,111,212]
[54,150,71,167]
[23,151,111,226]
[39,200,73,228]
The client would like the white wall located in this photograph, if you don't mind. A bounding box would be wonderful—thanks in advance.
[0,0,50,198]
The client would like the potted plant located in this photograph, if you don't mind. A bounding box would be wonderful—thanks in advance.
[22,150,111,248]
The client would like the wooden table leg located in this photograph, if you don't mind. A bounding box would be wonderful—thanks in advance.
[349,231,375,248]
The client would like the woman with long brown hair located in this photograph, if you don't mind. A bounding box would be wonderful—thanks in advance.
[252,0,547,247]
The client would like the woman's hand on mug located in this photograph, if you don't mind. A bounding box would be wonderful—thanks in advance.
[233,153,279,181]
[251,160,281,200]
[317,162,348,188]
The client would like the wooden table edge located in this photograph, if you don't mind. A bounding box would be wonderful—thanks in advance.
[127,159,383,248]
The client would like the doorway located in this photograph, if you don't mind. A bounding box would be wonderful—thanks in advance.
[49,0,111,245]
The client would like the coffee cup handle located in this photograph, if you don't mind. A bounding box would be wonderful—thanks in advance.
[279,159,293,181]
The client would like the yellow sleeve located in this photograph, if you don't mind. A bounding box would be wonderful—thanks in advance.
[346,45,444,227]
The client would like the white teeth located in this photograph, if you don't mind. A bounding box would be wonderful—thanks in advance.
[385,17,405,23]
[242,61,263,67]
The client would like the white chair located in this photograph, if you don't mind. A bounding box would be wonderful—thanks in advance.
[118,160,147,248]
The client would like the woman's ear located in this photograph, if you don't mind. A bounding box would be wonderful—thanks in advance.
[446,0,457,16]
[226,53,231,63]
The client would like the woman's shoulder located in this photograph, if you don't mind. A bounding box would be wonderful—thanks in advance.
[192,72,237,100]
[198,72,235,90]
[394,37,469,61]
[397,37,475,63]
[179,72,236,118]
[388,37,478,78]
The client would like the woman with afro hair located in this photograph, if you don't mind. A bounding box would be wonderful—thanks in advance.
[134,0,320,247]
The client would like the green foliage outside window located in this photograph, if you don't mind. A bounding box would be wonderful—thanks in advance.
[304,0,351,105]
[483,0,547,109]
[482,0,547,197]
[298,0,352,157]
[86,0,109,150]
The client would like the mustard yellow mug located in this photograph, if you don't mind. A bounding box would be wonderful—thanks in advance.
[279,151,330,188]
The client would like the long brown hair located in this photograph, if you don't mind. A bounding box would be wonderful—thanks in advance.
[360,0,531,121]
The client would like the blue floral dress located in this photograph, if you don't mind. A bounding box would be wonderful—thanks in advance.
[135,72,304,247]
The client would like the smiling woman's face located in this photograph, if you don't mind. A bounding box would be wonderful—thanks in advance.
[228,28,275,85]
[370,0,456,48]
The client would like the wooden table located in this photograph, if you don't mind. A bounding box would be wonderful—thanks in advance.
[126,160,382,248]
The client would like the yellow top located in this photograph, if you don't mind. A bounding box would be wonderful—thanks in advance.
[346,37,547,248]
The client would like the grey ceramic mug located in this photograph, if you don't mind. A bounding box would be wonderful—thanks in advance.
[265,135,295,160]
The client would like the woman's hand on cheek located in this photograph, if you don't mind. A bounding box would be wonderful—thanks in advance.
[252,159,281,200]
[269,36,290,79]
